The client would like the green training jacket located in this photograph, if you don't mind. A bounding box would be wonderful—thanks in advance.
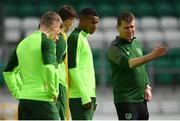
[67,28,96,105]
[3,31,59,102]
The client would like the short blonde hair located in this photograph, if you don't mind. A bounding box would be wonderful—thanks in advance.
[40,11,62,28]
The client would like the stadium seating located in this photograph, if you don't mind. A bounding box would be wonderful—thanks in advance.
[4,17,21,43]
[76,3,93,13]
[100,17,116,31]
[4,17,21,30]
[135,18,140,30]
[21,17,40,36]
[1,0,180,86]
[0,61,4,86]
[159,17,179,30]
[135,30,144,42]
[143,30,163,49]
[5,30,21,43]
[155,3,175,17]
[88,30,104,49]
[140,17,159,30]
[104,30,118,47]
[115,3,133,16]
[175,4,180,17]
[153,57,173,84]
[96,3,114,17]
[163,30,180,48]
[19,4,37,17]
[1,0,180,18]
[135,2,155,17]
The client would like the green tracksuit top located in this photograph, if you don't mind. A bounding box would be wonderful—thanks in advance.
[108,36,149,103]
[67,28,96,105]
[56,33,67,88]
[3,31,59,102]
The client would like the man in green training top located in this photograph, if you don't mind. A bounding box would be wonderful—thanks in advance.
[56,5,77,120]
[3,11,62,120]
[67,8,99,120]
[107,11,167,120]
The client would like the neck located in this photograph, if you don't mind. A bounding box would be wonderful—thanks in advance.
[118,36,133,43]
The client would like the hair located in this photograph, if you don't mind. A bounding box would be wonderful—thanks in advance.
[57,5,77,22]
[40,11,61,28]
[80,8,98,18]
[117,11,135,26]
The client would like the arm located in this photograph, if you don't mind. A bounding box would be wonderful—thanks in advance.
[69,68,91,105]
[42,35,58,100]
[56,34,67,63]
[3,49,20,99]
[129,45,167,68]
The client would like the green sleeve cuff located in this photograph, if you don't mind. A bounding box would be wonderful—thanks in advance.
[3,72,20,99]
[81,96,91,105]
[69,68,91,105]
[44,64,59,98]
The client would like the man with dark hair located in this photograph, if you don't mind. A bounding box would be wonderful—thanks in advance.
[56,5,77,120]
[67,8,99,120]
[57,5,77,33]
[107,11,167,120]
[3,11,62,120]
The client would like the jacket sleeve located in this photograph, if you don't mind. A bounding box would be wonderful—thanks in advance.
[69,68,91,105]
[3,49,21,99]
[42,37,59,98]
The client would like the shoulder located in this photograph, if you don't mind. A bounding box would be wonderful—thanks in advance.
[69,28,81,37]
[68,29,82,48]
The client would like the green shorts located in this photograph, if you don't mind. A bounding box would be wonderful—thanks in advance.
[69,97,96,120]
[18,99,59,120]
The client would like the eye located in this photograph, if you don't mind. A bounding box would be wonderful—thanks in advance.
[131,26,134,28]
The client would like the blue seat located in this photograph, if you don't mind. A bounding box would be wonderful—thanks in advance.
[0,63,5,86]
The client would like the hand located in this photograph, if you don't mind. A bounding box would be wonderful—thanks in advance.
[144,86,152,102]
[48,32,58,41]
[83,102,92,110]
[151,44,168,58]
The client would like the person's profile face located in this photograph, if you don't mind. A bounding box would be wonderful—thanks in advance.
[64,18,76,33]
[117,20,135,42]
[50,20,62,40]
[84,15,99,34]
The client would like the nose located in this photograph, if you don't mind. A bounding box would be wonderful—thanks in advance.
[128,27,133,33]
[95,24,98,29]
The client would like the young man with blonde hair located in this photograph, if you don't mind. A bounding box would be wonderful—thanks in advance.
[3,11,62,120]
